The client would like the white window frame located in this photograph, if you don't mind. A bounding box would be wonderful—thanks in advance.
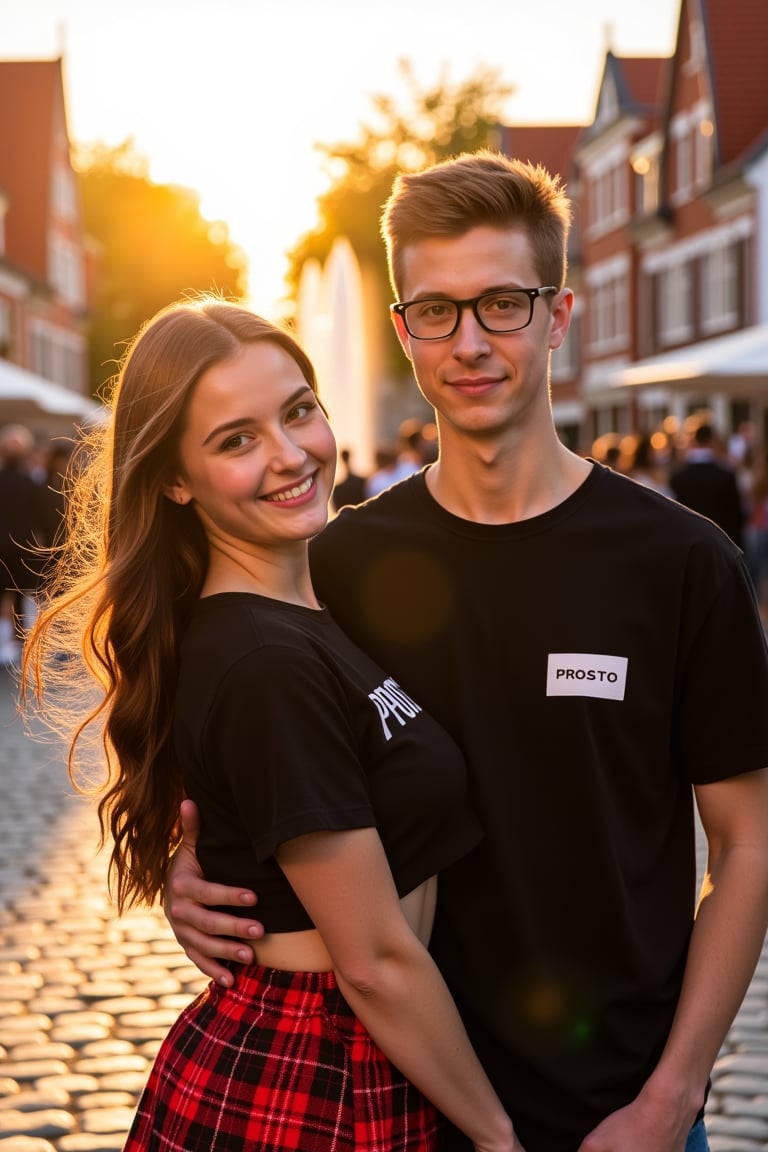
[586,256,630,356]
[585,142,629,237]
[28,317,86,390]
[658,261,693,345]
[701,243,738,334]
[48,231,86,310]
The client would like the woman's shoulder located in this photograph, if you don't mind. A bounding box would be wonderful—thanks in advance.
[182,595,332,674]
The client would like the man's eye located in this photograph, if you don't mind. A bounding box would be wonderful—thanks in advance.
[484,293,525,313]
[418,302,451,319]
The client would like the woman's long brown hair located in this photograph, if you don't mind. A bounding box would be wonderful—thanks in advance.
[21,297,318,912]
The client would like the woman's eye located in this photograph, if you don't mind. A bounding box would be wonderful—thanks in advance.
[288,400,316,421]
[221,432,251,451]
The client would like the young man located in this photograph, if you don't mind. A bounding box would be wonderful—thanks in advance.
[164,153,768,1152]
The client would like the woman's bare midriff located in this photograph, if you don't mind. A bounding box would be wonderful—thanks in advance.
[252,875,438,972]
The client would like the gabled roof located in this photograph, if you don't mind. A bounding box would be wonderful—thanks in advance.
[0,58,65,278]
[581,52,668,145]
[496,124,584,185]
[613,56,668,115]
[701,0,768,166]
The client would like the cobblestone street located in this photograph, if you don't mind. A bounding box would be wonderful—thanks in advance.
[1,663,768,1151]
[0,667,205,1152]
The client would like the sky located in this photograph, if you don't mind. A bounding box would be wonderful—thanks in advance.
[4,0,681,315]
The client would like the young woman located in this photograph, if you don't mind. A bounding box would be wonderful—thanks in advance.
[21,298,521,1152]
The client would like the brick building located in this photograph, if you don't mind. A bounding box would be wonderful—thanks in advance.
[0,57,99,435]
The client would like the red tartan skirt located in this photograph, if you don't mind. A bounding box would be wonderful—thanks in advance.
[123,963,443,1151]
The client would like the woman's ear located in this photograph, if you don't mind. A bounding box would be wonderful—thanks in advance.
[162,479,191,506]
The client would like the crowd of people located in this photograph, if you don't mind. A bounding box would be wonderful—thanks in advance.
[338,414,768,625]
[593,420,768,621]
[13,148,768,1152]
[331,418,438,511]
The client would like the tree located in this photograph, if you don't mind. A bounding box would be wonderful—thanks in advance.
[285,62,514,376]
[76,140,248,397]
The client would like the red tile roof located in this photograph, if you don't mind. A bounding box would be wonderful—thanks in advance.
[702,0,768,165]
[497,124,585,186]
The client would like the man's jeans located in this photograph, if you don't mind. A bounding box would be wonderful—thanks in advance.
[685,1119,710,1151]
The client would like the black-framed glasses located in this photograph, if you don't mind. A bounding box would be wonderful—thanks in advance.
[390,286,558,340]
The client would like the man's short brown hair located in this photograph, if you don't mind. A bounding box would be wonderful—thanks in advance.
[381,150,573,299]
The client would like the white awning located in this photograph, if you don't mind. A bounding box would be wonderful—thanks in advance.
[0,358,104,431]
[608,324,768,394]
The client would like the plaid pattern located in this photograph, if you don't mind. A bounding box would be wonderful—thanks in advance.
[123,963,442,1150]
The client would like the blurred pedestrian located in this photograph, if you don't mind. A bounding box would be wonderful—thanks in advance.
[36,440,74,550]
[365,441,403,497]
[366,421,428,499]
[396,417,429,477]
[590,432,622,470]
[330,446,367,511]
[624,432,672,496]
[745,443,768,620]
[669,421,745,547]
[0,423,46,666]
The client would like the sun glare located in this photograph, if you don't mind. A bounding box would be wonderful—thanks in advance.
[9,0,679,316]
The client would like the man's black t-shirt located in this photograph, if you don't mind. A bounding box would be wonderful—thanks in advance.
[309,462,768,1151]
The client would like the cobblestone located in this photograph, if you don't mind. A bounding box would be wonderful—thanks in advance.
[2,663,768,1149]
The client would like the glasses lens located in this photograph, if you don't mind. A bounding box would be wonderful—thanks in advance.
[477,291,533,333]
[403,291,537,338]
[403,300,459,339]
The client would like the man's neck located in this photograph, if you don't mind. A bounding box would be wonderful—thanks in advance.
[426,431,591,525]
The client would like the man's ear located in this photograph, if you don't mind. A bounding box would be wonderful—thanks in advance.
[162,478,191,506]
[548,288,574,352]
[391,311,414,363]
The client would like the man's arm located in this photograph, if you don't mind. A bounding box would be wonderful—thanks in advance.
[164,800,263,987]
[577,766,768,1152]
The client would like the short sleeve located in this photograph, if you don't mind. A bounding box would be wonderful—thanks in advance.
[675,541,768,782]
[201,643,376,860]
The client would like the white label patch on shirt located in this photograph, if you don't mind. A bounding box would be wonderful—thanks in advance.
[546,653,628,700]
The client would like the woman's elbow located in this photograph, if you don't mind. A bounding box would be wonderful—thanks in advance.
[334,942,416,1000]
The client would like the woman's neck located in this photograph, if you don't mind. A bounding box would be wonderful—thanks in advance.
[202,541,320,608]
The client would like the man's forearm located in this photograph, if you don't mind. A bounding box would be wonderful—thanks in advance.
[647,839,768,1110]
